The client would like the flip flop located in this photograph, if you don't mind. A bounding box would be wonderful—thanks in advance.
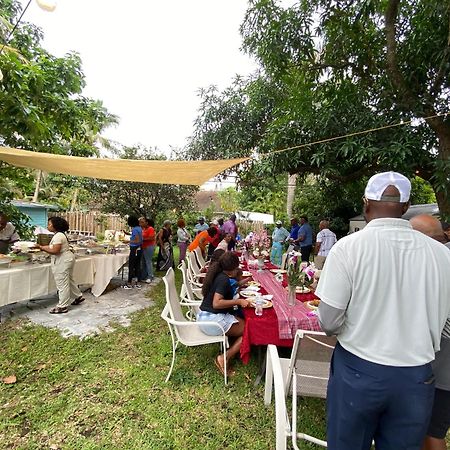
[49,306,68,314]
[214,355,226,376]
[214,356,236,377]
[71,296,85,306]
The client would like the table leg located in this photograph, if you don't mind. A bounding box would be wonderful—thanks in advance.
[254,345,268,386]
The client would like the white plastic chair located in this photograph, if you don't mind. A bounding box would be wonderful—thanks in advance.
[193,246,207,268]
[178,260,201,320]
[187,251,206,281]
[264,330,336,449]
[161,268,228,384]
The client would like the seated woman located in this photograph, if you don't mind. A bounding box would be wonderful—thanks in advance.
[197,252,250,376]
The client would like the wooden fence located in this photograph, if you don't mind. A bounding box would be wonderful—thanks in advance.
[49,211,126,236]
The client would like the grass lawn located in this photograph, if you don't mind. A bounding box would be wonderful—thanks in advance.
[0,246,447,449]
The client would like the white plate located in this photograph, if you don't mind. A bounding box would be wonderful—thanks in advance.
[249,299,273,309]
[296,286,310,294]
[240,290,258,298]
[244,285,260,292]
[270,269,287,274]
[262,294,273,301]
[241,271,252,277]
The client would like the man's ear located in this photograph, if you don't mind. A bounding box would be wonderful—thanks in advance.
[402,201,410,215]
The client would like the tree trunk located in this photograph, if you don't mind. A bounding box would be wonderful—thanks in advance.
[286,173,297,218]
[32,170,42,203]
[432,132,450,221]
[70,188,79,212]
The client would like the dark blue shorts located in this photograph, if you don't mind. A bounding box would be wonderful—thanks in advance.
[327,343,435,450]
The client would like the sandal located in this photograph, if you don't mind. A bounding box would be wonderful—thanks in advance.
[214,356,236,377]
[71,296,85,306]
[49,307,68,314]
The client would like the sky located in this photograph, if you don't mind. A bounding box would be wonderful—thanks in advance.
[25,0,258,154]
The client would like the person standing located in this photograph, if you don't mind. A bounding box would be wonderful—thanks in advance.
[314,220,337,269]
[139,217,156,283]
[188,227,218,257]
[270,220,289,266]
[207,220,221,259]
[193,217,208,235]
[0,213,20,254]
[297,216,313,262]
[316,172,450,450]
[222,214,238,250]
[288,217,300,250]
[410,215,450,450]
[156,220,174,271]
[38,216,84,313]
[176,218,191,265]
[124,216,143,289]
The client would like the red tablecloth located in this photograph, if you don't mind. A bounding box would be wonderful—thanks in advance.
[239,259,321,364]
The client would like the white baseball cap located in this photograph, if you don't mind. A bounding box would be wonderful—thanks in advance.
[275,220,282,225]
[364,171,411,203]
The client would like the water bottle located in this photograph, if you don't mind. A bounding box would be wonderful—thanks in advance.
[255,296,264,316]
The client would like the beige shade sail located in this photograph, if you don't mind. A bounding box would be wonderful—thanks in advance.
[0,146,249,186]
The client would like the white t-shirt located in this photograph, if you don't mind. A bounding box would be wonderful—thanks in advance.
[49,232,70,255]
[0,222,20,242]
[316,228,337,256]
[316,218,450,366]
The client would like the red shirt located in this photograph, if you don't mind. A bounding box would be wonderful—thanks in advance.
[142,226,156,248]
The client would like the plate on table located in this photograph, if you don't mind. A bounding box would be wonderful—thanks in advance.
[296,286,310,294]
[241,271,252,277]
[243,285,260,292]
[240,290,259,298]
[270,269,287,274]
[249,299,273,309]
[306,300,320,310]
[246,281,260,287]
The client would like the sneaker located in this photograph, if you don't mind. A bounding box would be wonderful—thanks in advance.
[134,284,142,289]
[143,278,152,284]
[123,284,133,290]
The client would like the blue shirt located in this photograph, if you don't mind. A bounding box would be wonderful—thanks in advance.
[130,226,143,247]
[290,224,300,240]
[272,227,290,243]
[298,223,313,247]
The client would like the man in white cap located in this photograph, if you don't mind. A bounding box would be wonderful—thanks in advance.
[270,220,290,266]
[193,217,208,236]
[314,219,337,269]
[316,171,450,450]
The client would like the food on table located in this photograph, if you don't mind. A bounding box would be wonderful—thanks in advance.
[240,290,258,298]
[270,269,287,274]
[249,299,273,309]
[241,271,252,277]
[247,281,260,287]
[306,299,320,310]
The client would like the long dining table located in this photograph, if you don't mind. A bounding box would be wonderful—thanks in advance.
[0,252,129,307]
[240,261,321,364]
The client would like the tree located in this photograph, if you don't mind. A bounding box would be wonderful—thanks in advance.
[187,0,450,219]
[0,0,117,222]
[90,146,198,221]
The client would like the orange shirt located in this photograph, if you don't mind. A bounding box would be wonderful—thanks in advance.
[188,230,211,252]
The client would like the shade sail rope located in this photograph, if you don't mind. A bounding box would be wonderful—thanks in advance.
[260,111,450,158]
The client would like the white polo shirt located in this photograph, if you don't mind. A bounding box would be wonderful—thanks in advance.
[316,218,450,366]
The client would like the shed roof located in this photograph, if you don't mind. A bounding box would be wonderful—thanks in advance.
[12,200,59,210]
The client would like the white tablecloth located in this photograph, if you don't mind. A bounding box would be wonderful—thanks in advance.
[0,253,128,307]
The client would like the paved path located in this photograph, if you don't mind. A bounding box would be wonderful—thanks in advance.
[0,276,161,339]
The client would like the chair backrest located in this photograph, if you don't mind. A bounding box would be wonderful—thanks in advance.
[187,251,202,277]
[280,253,288,270]
[179,261,201,305]
[162,267,185,323]
[289,330,336,399]
[194,247,206,268]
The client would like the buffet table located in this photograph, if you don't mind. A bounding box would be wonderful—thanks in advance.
[0,253,128,307]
